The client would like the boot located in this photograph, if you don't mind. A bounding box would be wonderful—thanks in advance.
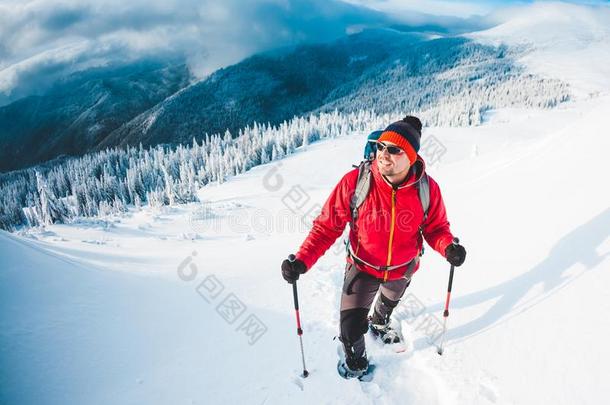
[369,318,401,344]
[339,336,369,375]
[369,293,401,344]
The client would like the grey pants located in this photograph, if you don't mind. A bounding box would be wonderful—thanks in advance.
[339,262,411,358]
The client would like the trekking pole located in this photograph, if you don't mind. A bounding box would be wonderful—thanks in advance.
[437,237,459,356]
[288,254,309,378]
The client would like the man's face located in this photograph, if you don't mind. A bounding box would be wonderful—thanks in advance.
[376,141,410,177]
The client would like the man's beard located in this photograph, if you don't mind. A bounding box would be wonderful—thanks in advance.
[378,158,409,180]
[379,166,396,175]
[378,160,396,175]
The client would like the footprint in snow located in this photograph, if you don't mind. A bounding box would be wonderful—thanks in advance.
[478,382,498,403]
[292,376,304,391]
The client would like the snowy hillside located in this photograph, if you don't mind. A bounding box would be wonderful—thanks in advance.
[2,2,610,404]
[0,61,191,172]
[101,29,569,150]
[466,2,610,98]
[1,27,567,173]
[2,92,609,404]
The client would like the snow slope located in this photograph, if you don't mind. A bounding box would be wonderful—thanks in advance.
[466,2,610,98]
[2,92,610,404]
[3,3,610,402]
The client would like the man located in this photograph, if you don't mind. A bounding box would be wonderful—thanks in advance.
[281,116,466,377]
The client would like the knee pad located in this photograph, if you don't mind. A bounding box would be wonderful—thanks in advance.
[340,308,370,344]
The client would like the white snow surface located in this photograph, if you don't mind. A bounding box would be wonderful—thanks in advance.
[466,1,610,98]
[3,3,610,402]
[2,93,610,404]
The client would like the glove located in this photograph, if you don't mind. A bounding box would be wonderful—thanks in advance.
[281,257,307,284]
[445,243,466,267]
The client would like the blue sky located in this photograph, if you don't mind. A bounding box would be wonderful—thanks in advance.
[0,0,608,105]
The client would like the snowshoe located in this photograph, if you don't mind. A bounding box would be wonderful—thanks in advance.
[336,338,375,381]
[337,359,376,381]
[369,320,402,344]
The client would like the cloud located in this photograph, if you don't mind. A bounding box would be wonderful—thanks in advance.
[345,0,609,19]
[342,0,498,18]
[8,0,599,105]
[0,0,396,104]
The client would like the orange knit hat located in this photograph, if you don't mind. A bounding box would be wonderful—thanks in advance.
[378,116,422,164]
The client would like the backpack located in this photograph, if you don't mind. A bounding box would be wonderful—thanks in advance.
[363,130,383,160]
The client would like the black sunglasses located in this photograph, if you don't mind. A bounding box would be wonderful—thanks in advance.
[376,142,404,155]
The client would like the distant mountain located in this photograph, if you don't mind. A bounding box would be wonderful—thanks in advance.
[0,28,571,173]
[101,28,569,150]
[98,29,425,149]
[0,60,192,172]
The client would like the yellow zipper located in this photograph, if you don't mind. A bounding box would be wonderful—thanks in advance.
[384,188,397,282]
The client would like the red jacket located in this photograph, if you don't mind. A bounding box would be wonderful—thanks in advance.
[295,156,454,281]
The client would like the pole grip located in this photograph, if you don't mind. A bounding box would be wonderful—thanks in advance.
[444,265,455,315]
[291,271,303,335]
[289,254,299,310]
[447,237,458,293]
[447,264,455,293]
[292,281,299,310]
[293,283,303,334]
